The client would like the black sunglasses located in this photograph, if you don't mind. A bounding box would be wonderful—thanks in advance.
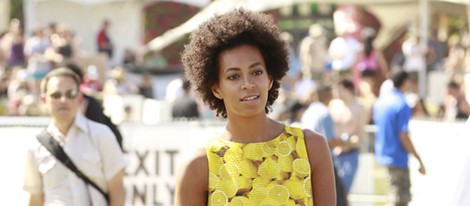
[49,90,79,100]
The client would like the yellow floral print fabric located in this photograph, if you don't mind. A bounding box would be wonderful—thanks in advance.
[206,125,313,206]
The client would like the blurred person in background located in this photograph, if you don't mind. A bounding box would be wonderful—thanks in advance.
[301,85,349,206]
[1,19,25,68]
[0,70,10,115]
[356,27,388,96]
[329,79,366,193]
[328,27,362,83]
[373,70,426,206]
[401,33,425,95]
[122,48,137,70]
[24,25,53,100]
[0,69,11,114]
[0,32,6,66]
[426,30,447,72]
[97,19,113,60]
[278,99,306,127]
[7,67,34,115]
[293,71,317,102]
[171,79,199,120]
[103,66,138,96]
[280,31,301,92]
[0,69,10,98]
[138,71,155,99]
[51,25,80,62]
[48,22,59,37]
[357,70,377,124]
[24,68,126,206]
[143,50,168,70]
[444,34,465,79]
[299,24,329,84]
[176,9,335,206]
[80,65,103,97]
[411,98,430,119]
[444,80,470,121]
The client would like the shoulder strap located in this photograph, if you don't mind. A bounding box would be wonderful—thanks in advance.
[36,129,110,203]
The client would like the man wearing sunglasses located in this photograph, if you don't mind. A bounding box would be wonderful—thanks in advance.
[23,68,126,206]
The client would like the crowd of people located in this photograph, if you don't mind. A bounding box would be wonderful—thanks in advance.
[0,19,92,116]
[275,24,470,126]
[1,15,469,123]
[0,19,167,118]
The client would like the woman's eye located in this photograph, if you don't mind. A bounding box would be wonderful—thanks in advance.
[227,74,239,80]
[253,70,263,76]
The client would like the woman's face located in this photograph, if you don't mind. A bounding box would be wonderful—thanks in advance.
[212,44,273,118]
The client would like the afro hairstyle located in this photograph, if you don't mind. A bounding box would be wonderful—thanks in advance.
[181,8,289,118]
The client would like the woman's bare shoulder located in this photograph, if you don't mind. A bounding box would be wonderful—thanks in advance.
[301,129,331,164]
[302,128,328,146]
[179,147,208,175]
[175,147,209,205]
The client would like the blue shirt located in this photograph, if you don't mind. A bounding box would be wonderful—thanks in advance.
[301,102,334,141]
[373,88,412,168]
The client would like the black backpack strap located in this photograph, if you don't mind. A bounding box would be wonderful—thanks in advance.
[36,129,110,203]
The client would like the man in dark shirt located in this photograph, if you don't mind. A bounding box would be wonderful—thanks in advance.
[171,79,199,119]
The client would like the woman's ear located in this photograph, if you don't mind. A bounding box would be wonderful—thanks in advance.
[212,84,223,100]
[269,78,273,90]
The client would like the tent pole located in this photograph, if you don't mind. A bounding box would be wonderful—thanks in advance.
[22,0,36,39]
[419,0,429,98]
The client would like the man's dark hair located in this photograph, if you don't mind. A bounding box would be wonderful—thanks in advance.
[181,8,289,118]
[58,62,84,81]
[392,70,409,89]
[447,80,460,89]
[338,79,355,93]
[317,85,332,104]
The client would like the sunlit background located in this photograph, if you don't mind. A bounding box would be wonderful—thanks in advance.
[1,0,469,205]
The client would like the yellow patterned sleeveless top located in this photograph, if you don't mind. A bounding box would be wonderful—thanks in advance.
[206,125,313,206]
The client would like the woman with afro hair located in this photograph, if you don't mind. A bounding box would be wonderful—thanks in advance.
[175,8,335,206]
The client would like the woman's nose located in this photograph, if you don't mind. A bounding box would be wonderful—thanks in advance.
[241,77,255,90]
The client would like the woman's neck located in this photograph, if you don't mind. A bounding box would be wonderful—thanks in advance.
[224,115,283,143]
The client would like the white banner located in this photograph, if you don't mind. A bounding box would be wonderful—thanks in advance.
[121,122,223,206]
